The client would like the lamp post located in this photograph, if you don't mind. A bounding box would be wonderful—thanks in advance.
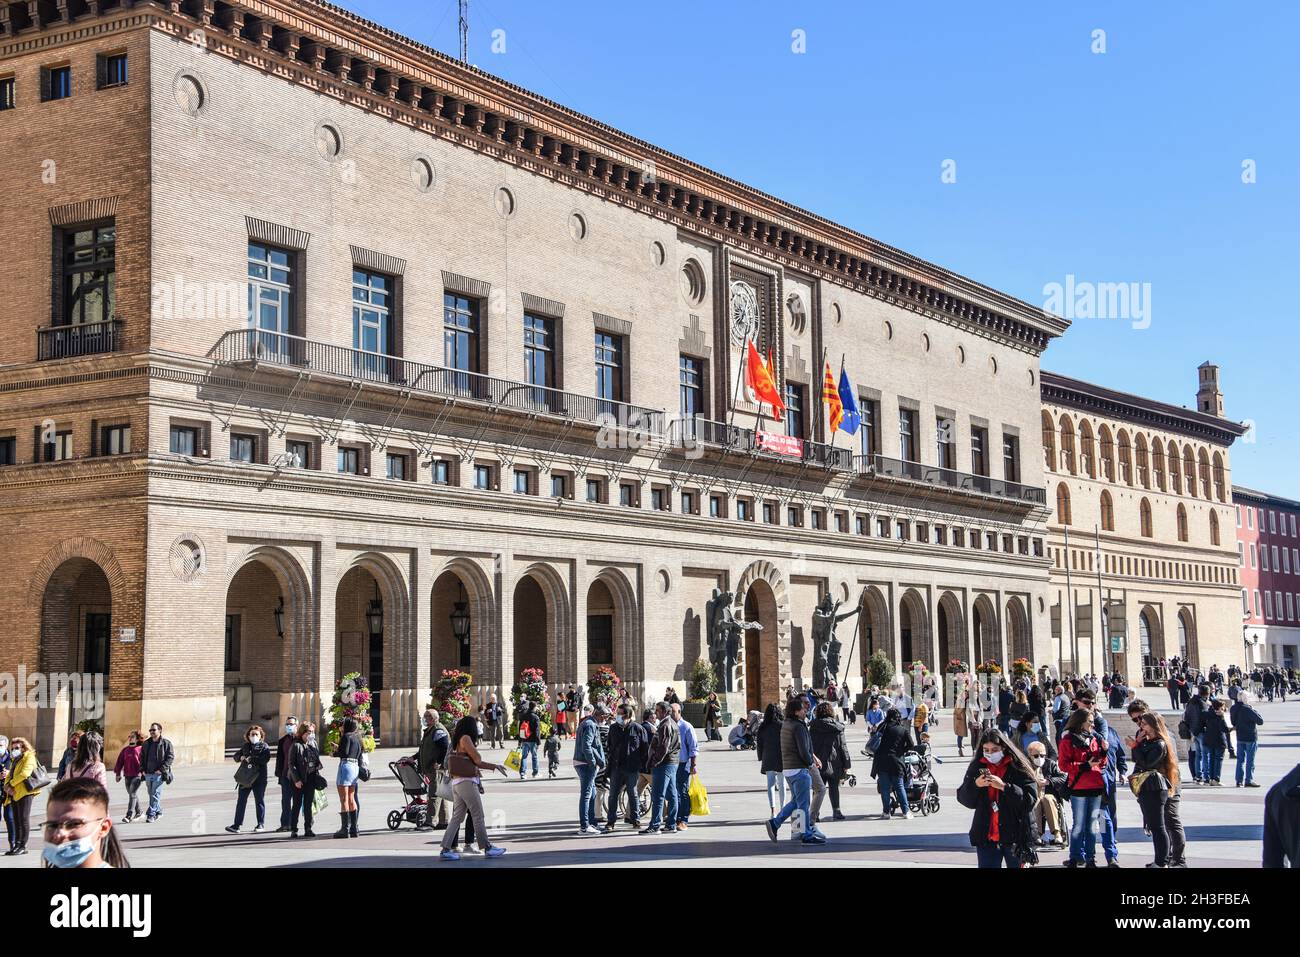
[273,595,285,639]
[450,582,471,667]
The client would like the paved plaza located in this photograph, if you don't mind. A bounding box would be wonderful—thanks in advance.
[7,699,1296,868]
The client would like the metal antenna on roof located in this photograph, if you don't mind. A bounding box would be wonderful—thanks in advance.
[458,0,469,64]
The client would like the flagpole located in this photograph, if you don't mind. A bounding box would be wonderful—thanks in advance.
[726,331,752,433]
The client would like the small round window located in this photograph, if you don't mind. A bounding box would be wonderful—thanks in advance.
[315,123,342,159]
[173,72,206,115]
[411,156,435,192]
[495,186,516,218]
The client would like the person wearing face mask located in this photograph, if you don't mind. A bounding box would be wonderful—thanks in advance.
[957,730,1039,868]
[1025,740,1067,849]
[1017,713,1054,760]
[603,703,647,833]
[113,730,144,823]
[40,778,128,869]
[226,724,272,833]
[288,722,322,838]
[1058,708,1109,867]
[417,709,450,830]
[139,722,174,823]
[273,715,299,833]
[2,737,39,855]
[0,736,13,852]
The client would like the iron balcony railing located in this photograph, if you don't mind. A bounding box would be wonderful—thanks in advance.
[859,454,1048,506]
[669,417,755,452]
[37,319,123,361]
[212,329,665,433]
[803,439,854,471]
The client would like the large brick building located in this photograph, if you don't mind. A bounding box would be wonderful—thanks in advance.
[1235,486,1300,670]
[2,0,1242,764]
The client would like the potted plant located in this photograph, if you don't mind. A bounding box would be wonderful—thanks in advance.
[508,667,552,737]
[945,658,969,675]
[588,665,623,709]
[1011,658,1035,680]
[427,669,473,730]
[975,659,1003,676]
[683,658,720,728]
[324,671,376,754]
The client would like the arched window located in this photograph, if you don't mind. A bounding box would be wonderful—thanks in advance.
[1117,430,1133,485]
[1059,415,1076,474]
[1212,452,1226,502]
[1056,482,1072,526]
[1135,434,1150,488]
[1100,490,1115,531]
[1183,446,1197,498]
[1210,510,1220,546]
[1167,441,1182,494]
[1041,411,1056,472]
[1197,448,1212,499]
[1177,503,1189,542]
[1140,498,1153,538]
[1099,425,1115,481]
[1152,439,1166,491]
[1079,420,1096,478]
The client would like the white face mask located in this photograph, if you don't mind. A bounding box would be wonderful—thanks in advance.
[285,724,297,736]
[984,750,1004,765]
[9,748,20,759]
[1032,756,1046,767]
[249,735,262,744]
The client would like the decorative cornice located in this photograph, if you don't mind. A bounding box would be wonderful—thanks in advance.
[349,243,406,276]
[678,314,710,360]
[521,292,564,319]
[440,270,490,299]
[592,312,631,337]
[1041,371,1248,447]
[245,215,310,250]
[0,0,1065,355]
[1232,485,1300,511]
[48,195,119,226]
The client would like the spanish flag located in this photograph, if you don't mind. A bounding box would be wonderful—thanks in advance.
[823,361,844,434]
[745,339,785,418]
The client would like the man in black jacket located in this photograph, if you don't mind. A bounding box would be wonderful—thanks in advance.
[602,704,647,832]
[417,709,450,830]
[483,694,504,750]
[140,722,174,823]
[1183,684,1213,783]
[273,715,298,833]
[1264,762,1300,867]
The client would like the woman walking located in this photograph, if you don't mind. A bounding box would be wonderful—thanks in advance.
[956,729,1039,868]
[113,731,144,823]
[67,732,107,789]
[288,722,322,838]
[809,701,851,822]
[1125,711,1186,868]
[2,737,39,855]
[704,692,723,742]
[439,715,509,860]
[333,717,363,839]
[755,703,785,817]
[227,724,272,834]
[870,708,912,819]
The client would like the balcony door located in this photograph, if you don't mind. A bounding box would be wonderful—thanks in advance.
[352,268,391,381]
[247,243,294,361]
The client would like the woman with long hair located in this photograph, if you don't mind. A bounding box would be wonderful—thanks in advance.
[1125,711,1186,868]
[870,707,913,819]
[2,737,38,855]
[956,728,1040,868]
[439,714,508,860]
[755,702,785,817]
[41,778,129,868]
[68,731,107,788]
[1058,707,1109,867]
[333,717,363,839]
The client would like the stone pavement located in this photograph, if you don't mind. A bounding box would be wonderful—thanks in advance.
[7,698,1297,868]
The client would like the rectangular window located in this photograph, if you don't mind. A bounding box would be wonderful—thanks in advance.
[895,520,909,541]
[43,431,73,462]
[229,433,257,463]
[474,464,495,490]
[877,517,890,538]
[1250,544,1257,568]
[1247,509,1254,529]
[1235,506,1242,527]
[898,408,917,462]
[681,491,696,515]
[835,512,849,534]
[0,76,14,111]
[1238,542,1244,565]
[971,426,989,476]
[587,478,603,503]
[987,532,999,551]
[936,417,955,469]
[916,522,928,542]
[784,382,806,439]
[934,525,946,546]
[652,487,669,512]
[679,355,705,422]
[0,436,16,465]
[100,424,130,456]
[855,515,867,536]
[387,453,409,481]
[860,398,880,459]
[248,242,293,350]
[1285,549,1292,575]
[788,507,804,528]
[286,439,312,469]
[970,530,982,549]
[1266,592,1274,619]
[1254,591,1261,616]
[620,483,637,507]
[43,65,72,101]
[97,53,128,89]
[432,459,451,486]
[513,469,530,494]
[443,293,480,378]
[953,528,966,548]
[169,425,199,456]
[61,222,116,326]
[352,268,392,371]
[1288,594,1295,621]
[524,313,556,393]
[1003,534,1014,553]
[1263,547,1271,572]
[338,447,361,475]
[1270,511,1277,533]
[595,332,624,412]
[1292,515,1297,537]
[1273,546,1281,570]
[709,495,723,518]
[551,474,567,498]
[763,502,777,525]
[737,499,752,522]
[1003,433,1020,483]
[224,614,241,672]
[1242,589,1249,615]
[811,509,826,531]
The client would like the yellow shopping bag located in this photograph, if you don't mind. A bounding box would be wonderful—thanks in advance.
[688,773,710,817]
[504,748,523,773]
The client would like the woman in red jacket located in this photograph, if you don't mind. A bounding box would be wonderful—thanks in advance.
[1058,708,1108,868]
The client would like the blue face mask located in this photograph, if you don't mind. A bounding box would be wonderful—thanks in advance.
[1030,724,1041,733]
[42,835,98,869]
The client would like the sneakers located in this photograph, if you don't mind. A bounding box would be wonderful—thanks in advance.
[832,811,847,822]
[485,847,507,858]
[253,824,265,833]
[1107,860,1120,868]
[639,825,661,835]
[903,811,914,820]
[439,849,460,861]
[1246,782,1261,788]
[1211,779,1222,787]
[801,833,827,845]
[764,819,778,843]
[576,826,598,835]
[600,825,617,835]
[225,825,240,834]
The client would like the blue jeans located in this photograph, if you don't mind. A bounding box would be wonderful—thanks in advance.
[1100,793,1119,863]
[975,844,1022,868]
[1069,794,1102,863]
[673,762,692,826]
[1195,734,1210,780]
[1207,747,1225,782]
[233,777,267,828]
[606,768,640,826]
[145,772,166,819]
[1235,741,1257,784]
[519,741,538,776]
[575,763,599,829]
[649,763,678,829]
[278,780,295,829]
[877,772,908,815]
[772,769,814,839]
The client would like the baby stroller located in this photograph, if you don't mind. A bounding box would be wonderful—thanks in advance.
[386,755,429,830]
[888,746,940,816]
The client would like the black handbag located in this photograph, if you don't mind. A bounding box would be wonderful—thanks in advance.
[234,757,259,788]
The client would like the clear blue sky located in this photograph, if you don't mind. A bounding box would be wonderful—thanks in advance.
[341,0,1299,495]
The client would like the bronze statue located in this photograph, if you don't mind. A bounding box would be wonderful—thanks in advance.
[706,587,761,693]
[812,592,860,690]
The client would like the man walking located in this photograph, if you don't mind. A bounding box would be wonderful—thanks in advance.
[517,702,542,779]
[669,702,698,831]
[417,708,450,829]
[764,696,825,845]
[1183,683,1213,783]
[483,694,504,750]
[641,701,680,834]
[273,715,298,833]
[1230,691,1263,788]
[140,722,174,823]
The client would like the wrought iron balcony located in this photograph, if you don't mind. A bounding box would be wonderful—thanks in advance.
[859,454,1048,506]
[669,417,755,452]
[211,329,665,433]
[36,319,123,361]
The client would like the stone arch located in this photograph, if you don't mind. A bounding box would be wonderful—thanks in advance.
[1139,605,1165,678]
[936,591,964,704]
[588,566,642,691]
[1177,607,1198,668]
[1078,419,1096,477]
[734,560,790,704]
[898,588,931,672]
[430,556,496,690]
[513,562,573,686]
[335,551,413,743]
[973,593,1000,666]
[858,585,893,678]
[1006,595,1031,664]
[27,536,129,611]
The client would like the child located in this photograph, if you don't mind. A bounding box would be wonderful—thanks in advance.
[545,726,562,779]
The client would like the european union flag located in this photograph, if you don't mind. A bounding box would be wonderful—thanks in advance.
[837,367,861,435]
